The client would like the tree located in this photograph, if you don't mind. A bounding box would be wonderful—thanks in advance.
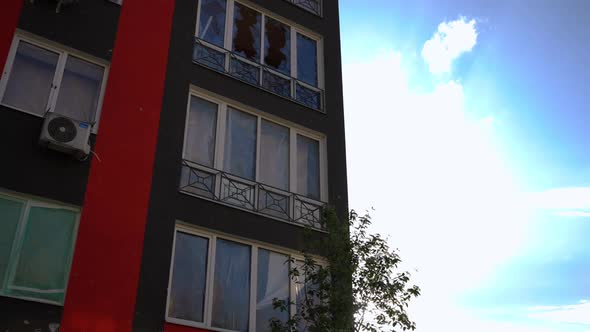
[270,209,421,332]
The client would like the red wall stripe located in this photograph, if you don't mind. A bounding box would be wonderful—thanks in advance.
[59,0,175,330]
[0,0,22,70]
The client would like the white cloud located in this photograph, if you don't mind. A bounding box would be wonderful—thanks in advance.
[524,187,590,218]
[526,187,590,210]
[422,17,478,74]
[343,48,525,301]
[555,210,590,218]
[528,300,590,325]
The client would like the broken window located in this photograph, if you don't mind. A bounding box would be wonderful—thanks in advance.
[264,17,291,75]
[232,3,261,61]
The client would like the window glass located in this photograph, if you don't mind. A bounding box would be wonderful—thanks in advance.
[54,56,104,122]
[1,41,59,115]
[9,206,76,303]
[168,232,209,323]
[212,239,251,331]
[297,135,320,200]
[294,260,320,332]
[185,96,218,167]
[198,0,227,47]
[259,120,289,190]
[0,197,23,286]
[264,17,291,75]
[296,33,318,87]
[223,108,257,180]
[232,3,261,61]
[256,249,290,332]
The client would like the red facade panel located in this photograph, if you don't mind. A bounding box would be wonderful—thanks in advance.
[59,0,175,330]
[0,0,22,70]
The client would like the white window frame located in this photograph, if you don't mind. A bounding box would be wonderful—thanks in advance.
[183,87,328,203]
[195,0,325,90]
[165,223,326,332]
[0,189,80,306]
[0,32,110,133]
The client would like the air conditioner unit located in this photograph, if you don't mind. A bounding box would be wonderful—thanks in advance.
[39,112,91,159]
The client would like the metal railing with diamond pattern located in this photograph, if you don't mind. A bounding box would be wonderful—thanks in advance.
[285,0,322,16]
[180,160,326,230]
[193,38,325,113]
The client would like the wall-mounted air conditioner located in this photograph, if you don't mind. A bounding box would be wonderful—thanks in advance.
[39,112,92,159]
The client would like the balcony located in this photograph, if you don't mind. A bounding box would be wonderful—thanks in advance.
[193,38,325,113]
[179,160,326,230]
[284,0,322,16]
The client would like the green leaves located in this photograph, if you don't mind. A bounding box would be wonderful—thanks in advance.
[269,209,420,332]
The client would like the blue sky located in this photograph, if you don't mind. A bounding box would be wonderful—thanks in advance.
[339,1,590,331]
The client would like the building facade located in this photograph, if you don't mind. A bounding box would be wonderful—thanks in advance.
[0,0,347,331]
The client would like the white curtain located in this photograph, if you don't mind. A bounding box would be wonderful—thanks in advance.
[212,239,251,332]
[2,41,58,115]
[54,56,104,122]
[256,249,290,331]
[224,108,257,180]
[185,96,218,167]
[259,120,289,190]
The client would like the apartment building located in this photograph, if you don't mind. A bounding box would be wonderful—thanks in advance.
[0,0,347,331]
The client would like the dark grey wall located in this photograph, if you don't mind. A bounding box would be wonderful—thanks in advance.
[0,1,120,331]
[134,0,348,329]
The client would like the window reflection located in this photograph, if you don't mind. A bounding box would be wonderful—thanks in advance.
[198,0,227,47]
[296,33,317,87]
[168,232,209,322]
[297,135,320,200]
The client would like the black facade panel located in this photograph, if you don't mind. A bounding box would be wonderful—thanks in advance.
[0,107,96,206]
[134,0,347,330]
[17,0,120,61]
[0,297,62,332]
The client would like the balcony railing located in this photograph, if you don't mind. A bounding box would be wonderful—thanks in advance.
[284,0,322,16]
[180,160,326,230]
[193,38,325,113]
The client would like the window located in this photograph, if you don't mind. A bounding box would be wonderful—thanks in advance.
[166,226,322,332]
[180,91,327,228]
[223,107,258,180]
[197,0,227,47]
[297,134,320,200]
[193,0,324,111]
[0,35,108,129]
[0,192,79,305]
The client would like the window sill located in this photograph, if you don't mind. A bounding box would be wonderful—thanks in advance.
[165,319,238,332]
[180,160,327,231]
[0,293,63,307]
[193,38,325,113]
